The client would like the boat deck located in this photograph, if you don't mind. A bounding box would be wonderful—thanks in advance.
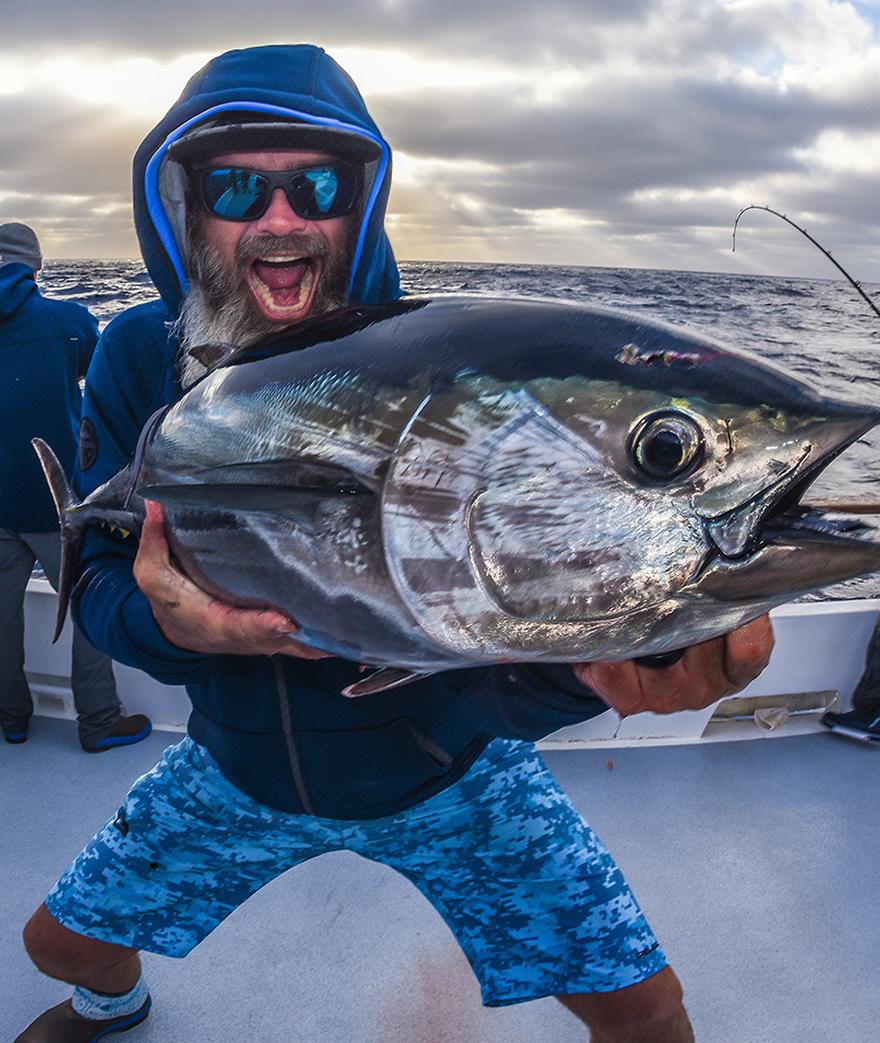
[2,717,877,1042]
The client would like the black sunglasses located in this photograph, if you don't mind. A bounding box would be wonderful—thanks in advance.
[197,163,362,222]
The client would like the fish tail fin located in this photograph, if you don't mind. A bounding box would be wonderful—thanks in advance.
[31,437,87,642]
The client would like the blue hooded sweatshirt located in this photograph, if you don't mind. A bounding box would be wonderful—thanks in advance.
[0,263,98,532]
[74,45,606,818]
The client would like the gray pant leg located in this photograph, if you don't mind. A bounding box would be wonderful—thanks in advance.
[23,531,121,743]
[0,528,36,728]
[851,618,880,720]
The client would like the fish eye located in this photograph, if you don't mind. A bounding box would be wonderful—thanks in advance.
[631,412,705,481]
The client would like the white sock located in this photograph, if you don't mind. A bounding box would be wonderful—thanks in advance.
[71,975,149,1021]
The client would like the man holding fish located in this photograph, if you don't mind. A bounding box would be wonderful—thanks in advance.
[15,45,776,1042]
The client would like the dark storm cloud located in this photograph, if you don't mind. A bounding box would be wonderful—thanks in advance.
[381,73,876,193]
[0,93,144,256]
[788,172,880,230]
[0,96,137,199]
[3,0,651,58]
[377,78,877,264]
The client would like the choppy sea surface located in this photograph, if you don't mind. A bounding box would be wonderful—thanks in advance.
[40,259,880,599]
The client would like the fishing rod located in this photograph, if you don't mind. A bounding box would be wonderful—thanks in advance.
[731,204,880,321]
[733,205,880,518]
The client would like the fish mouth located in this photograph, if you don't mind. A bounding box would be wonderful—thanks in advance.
[760,502,871,546]
[246,253,320,321]
[695,410,880,600]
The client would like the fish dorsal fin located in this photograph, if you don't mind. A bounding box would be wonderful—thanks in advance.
[187,342,242,371]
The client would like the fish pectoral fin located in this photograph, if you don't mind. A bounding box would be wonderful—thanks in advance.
[341,667,436,698]
[138,460,379,516]
[139,483,327,536]
[183,459,381,495]
[136,483,359,533]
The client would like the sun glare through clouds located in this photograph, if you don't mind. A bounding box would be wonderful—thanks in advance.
[0,50,212,117]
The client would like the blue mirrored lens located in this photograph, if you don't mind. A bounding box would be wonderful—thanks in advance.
[303,167,340,215]
[200,165,357,221]
[202,169,267,219]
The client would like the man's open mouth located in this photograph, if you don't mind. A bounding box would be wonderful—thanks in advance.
[247,255,320,319]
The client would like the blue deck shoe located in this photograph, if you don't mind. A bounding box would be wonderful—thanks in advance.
[81,713,152,753]
[14,995,151,1041]
[820,709,880,743]
[3,722,29,744]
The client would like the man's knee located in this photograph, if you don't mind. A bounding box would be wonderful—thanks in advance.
[22,903,135,985]
[557,966,692,1042]
[23,903,83,980]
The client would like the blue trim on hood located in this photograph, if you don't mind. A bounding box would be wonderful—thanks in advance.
[146,101,390,299]
[133,46,400,312]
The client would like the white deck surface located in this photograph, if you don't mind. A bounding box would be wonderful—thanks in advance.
[2,718,877,1042]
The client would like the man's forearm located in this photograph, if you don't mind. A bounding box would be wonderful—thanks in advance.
[470,663,609,741]
[73,534,216,685]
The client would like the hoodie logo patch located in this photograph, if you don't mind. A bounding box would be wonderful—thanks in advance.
[79,417,98,471]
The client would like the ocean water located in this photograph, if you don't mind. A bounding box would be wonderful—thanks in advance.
[40,259,880,598]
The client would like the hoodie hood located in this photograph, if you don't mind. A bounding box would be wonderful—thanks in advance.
[133,45,400,313]
[0,263,38,323]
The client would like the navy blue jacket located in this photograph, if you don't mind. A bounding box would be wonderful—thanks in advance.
[73,45,607,819]
[0,264,98,532]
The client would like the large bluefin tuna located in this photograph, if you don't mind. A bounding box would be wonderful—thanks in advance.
[35,296,880,695]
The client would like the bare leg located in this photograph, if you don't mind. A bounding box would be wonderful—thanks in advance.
[22,903,142,993]
[556,966,695,1043]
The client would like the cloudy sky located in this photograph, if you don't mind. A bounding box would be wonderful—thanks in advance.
[1,0,879,280]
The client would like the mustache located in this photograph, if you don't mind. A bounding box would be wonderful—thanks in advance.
[234,231,330,264]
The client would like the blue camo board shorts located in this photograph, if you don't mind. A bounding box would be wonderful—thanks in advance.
[47,735,666,1006]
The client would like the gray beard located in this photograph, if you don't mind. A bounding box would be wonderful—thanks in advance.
[173,228,352,389]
